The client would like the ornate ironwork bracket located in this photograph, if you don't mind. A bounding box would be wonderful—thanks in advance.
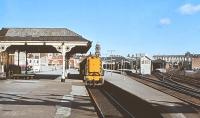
[53,45,75,53]
[0,45,10,53]
[52,44,75,81]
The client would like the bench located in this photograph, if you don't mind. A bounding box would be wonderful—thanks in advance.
[12,74,35,80]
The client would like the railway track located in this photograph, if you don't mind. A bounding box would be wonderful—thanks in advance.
[153,72,200,98]
[86,81,162,118]
[162,72,200,88]
[86,86,133,118]
[126,72,200,107]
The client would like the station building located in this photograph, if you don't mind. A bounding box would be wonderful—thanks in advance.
[191,54,200,70]
[153,52,192,69]
[152,59,166,71]
[153,55,191,64]
[153,52,200,70]
[140,56,152,75]
[13,52,86,72]
[102,55,131,70]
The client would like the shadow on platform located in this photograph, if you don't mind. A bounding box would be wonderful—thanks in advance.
[34,74,60,80]
[33,73,83,80]
[67,74,83,80]
[0,92,95,113]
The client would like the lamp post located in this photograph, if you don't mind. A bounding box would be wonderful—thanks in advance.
[136,54,138,73]
[108,50,115,76]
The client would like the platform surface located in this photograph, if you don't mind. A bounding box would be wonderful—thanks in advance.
[104,72,200,118]
[0,77,97,118]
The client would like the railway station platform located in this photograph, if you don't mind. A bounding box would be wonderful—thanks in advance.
[0,75,97,118]
[104,71,200,118]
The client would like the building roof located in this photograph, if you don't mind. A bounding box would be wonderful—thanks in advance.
[141,56,151,60]
[0,28,80,36]
[154,54,200,58]
[0,28,91,55]
[192,54,200,58]
[102,56,129,63]
[153,55,185,57]
[0,28,89,42]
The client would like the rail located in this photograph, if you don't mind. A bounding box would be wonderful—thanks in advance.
[86,80,162,118]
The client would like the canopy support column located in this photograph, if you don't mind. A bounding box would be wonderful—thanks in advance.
[61,45,66,82]
[0,53,4,73]
[25,51,27,74]
[18,50,20,66]
[60,44,75,82]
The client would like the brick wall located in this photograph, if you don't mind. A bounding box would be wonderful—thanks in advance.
[192,57,200,69]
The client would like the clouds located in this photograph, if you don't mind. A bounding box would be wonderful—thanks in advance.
[158,3,200,26]
[159,18,171,26]
[179,3,200,15]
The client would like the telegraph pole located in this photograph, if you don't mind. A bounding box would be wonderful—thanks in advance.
[108,50,115,76]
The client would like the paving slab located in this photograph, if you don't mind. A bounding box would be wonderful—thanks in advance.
[0,78,97,118]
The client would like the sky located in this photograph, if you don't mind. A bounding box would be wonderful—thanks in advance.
[0,0,200,57]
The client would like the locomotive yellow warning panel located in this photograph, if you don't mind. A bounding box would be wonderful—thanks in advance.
[80,55,104,86]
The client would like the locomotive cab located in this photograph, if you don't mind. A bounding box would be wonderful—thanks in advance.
[79,55,104,86]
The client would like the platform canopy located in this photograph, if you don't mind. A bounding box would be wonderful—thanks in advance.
[0,28,92,80]
[0,28,91,56]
